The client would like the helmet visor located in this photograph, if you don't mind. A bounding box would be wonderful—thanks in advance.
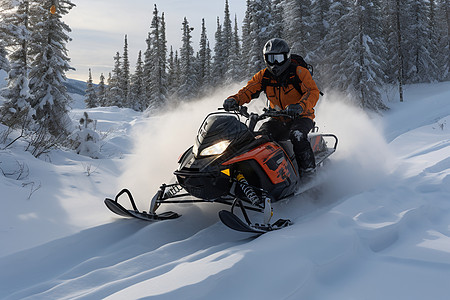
[265,53,289,66]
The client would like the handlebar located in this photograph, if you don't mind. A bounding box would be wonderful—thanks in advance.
[219,106,293,133]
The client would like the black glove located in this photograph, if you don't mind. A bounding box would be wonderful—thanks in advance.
[286,103,303,117]
[223,98,239,111]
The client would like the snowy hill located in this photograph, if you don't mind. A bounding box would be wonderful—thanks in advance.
[0,82,450,299]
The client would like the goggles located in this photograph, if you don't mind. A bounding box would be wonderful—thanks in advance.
[265,53,289,66]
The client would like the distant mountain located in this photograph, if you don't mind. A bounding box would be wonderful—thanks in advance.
[65,78,87,96]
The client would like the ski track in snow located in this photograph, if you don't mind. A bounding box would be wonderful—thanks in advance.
[1,82,450,299]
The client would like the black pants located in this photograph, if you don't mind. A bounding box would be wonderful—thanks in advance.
[259,117,316,170]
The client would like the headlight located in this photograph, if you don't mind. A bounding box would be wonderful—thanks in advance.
[199,140,231,156]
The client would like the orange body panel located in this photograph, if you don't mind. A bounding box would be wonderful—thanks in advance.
[222,142,291,185]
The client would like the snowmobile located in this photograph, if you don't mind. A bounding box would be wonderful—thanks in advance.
[104,106,338,234]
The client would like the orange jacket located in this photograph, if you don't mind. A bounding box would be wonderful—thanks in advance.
[229,66,320,120]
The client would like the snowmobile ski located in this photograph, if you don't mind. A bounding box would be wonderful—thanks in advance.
[104,189,180,221]
[219,210,292,234]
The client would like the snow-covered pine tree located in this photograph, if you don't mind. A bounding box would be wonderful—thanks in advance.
[28,0,75,144]
[0,42,10,74]
[84,68,97,108]
[178,17,198,100]
[144,4,167,110]
[225,15,243,82]
[97,73,106,106]
[166,46,178,97]
[198,18,211,90]
[158,12,168,103]
[382,0,407,102]
[437,0,450,80]
[340,0,387,111]
[121,34,130,107]
[242,0,272,77]
[222,0,233,79]
[317,0,352,91]
[0,0,33,130]
[308,0,331,72]
[270,0,284,39]
[402,0,435,83]
[107,52,124,107]
[129,50,146,111]
[70,111,101,159]
[212,17,225,85]
[283,0,312,56]
[241,0,252,78]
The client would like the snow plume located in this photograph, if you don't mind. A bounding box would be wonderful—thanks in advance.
[315,91,396,197]
[118,84,247,210]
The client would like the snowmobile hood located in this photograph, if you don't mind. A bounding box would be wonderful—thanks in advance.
[194,114,252,157]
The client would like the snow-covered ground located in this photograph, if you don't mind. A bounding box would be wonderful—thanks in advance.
[1,82,449,299]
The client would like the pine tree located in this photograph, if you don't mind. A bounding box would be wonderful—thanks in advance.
[283,0,312,55]
[158,12,168,103]
[129,51,146,111]
[0,0,33,128]
[167,46,178,97]
[318,0,352,91]
[212,17,225,85]
[341,0,387,110]
[437,0,450,80]
[241,0,252,78]
[121,34,130,107]
[222,0,233,77]
[107,52,124,107]
[28,0,76,142]
[0,42,10,74]
[383,0,406,102]
[402,0,434,83]
[84,68,97,108]
[270,0,284,39]
[178,17,197,99]
[198,18,210,89]
[97,73,106,106]
[144,4,167,110]
[226,15,243,82]
[242,0,272,77]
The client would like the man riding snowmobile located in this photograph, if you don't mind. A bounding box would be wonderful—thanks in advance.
[223,38,320,173]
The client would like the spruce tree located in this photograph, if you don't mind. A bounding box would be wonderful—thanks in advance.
[97,73,106,106]
[0,0,33,128]
[270,0,284,39]
[121,34,130,107]
[243,0,272,76]
[107,52,124,107]
[144,4,167,110]
[28,0,76,142]
[341,0,387,110]
[212,17,225,85]
[129,51,146,111]
[198,18,210,90]
[222,0,233,77]
[437,0,450,80]
[178,17,197,100]
[226,15,243,82]
[84,68,97,108]
[402,0,434,83]
[283,0,312,55]
[0,43,9,74]
[167,46,178,97]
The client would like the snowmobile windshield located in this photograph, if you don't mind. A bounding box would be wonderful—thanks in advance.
[193,113,252,157]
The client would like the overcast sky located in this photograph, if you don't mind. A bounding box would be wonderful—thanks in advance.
[63,0,247,83]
